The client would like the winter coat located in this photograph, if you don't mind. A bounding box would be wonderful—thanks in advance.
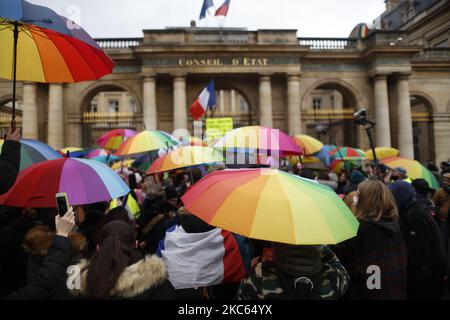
[333,218,407,300]
[3,235,72,300]
[400,202,448,300]
[433,188,450,222]
[0,140,21,195]
[70,255,176,300]
[237,246,349,300]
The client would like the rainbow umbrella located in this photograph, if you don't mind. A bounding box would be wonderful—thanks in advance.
[147,146,224,175]
[115,130,180,157]
[366,147,400,160]
[0,0,114,127]
[213,126,303,156]
[182,169,359,245]
[181,136,208,147]
[329,147,366,160]
[381,157,439,190]
[313,144,336,166]
[0,158,130,207]
[0,138,61,171]
[293,135,324,155]
[58,147,82,156]
[91,155,119,164]
[85,148,110,159]
[97,129,137,150]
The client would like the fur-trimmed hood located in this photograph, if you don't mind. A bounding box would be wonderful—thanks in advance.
[71,255,168,299]
[23,225,87,256]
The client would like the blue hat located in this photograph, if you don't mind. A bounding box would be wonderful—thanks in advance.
[394,167,407,175]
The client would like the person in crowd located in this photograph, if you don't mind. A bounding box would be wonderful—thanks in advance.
[340,170,366,195]
[411,178,436,216]
[3,209,75,300]
[316,171,338,191]
[336,170,349,194]
[433,173,450,250]
[389,181,448,300]
[69,220,176,300]
[157,209,248,300]
[391,167,411,183]
[440,161,450,176]
[333,180,407,300]
[0,128,21,195]
[363,163,376,179]
[237,243,349,300]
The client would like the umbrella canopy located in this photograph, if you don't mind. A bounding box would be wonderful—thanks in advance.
[97,129,137,150]
[181,136,208,147]
[115,130,180,156]
[58,147,82,156]
[147,146,224,175]
[213,126,303,156]
[0,0,114,83]
[381,156,440,190]
[85,149,110,159]
[366,147,400,160]
[91,155,119,164]
[293,135,324,155]
[65,148,91,158]
[0,138,61,171]
[182,168,359,245]
[0,158,130,207]
[329,147,366,160]
[111,159,135,171]
[313,144,336,166]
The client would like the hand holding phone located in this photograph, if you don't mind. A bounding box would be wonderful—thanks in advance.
[56,192,70,217]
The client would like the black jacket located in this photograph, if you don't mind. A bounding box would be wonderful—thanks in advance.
[0,140,21,195]
[70,255,176,300]
[333,218,408,300]
[3,235,72,300]
[400,202,448,300]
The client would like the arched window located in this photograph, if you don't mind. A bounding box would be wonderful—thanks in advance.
[411,95,435,163]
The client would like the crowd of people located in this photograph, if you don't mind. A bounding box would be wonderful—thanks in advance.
[1,128,450,300]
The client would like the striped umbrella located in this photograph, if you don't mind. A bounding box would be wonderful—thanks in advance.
[0,138,61,171]
[0,158,130,207]
[213,126,303,156]
[293,135,324,155]
[111,159,135,171]
[147,146,224,175]
[115,130,180,156]
[182,168,359,245]
[97,129,137,150]
[366,147,400,160]
[85,148,110,159]
[329,147,366,160]
[381,156,439,190]
[0,0,114,127]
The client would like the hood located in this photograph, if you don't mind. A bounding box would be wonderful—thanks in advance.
[178,213,215,233]
[23,226,86,256]
[389,181,416,217]
[73,255,168,299]
[350,171,366,186]
[362,218,400,235]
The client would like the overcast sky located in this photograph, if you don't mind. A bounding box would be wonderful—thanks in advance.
[28,0,386,38]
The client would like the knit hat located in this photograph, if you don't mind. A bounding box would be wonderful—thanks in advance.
[350,170,366,186]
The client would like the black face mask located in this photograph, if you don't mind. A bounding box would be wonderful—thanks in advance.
[391,175,400,181]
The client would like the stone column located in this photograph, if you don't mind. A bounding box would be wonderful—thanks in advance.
[287,74,301,135]
[373,74,391,147]
[143,76,157,130]
[231,89,236,114]
[397,74,414,159]
[259,75,273,127]
[433,112,450,166]
[22,82,38,139]
[173,75,187,130]
[47,84,64,149]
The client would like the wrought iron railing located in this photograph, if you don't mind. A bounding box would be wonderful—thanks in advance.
[299,37,358,50]
[95,38,143,49]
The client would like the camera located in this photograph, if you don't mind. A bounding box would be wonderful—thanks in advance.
[353,109,374,126]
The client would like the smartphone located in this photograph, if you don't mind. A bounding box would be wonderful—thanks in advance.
[55,192,70,217]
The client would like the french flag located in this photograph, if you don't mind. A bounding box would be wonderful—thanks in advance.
[157,225,246,290]
[215,0,231,17]
[199,0,215,19]
[189,80,216,120]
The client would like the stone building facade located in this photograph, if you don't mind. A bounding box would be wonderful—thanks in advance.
[0,0,449,164]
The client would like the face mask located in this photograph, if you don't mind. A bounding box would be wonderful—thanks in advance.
[353,195,359,207]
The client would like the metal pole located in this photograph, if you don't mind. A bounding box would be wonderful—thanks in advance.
[11,21,19,132]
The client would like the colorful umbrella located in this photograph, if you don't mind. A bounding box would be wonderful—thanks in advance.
[313,144,336,166]
[58,147,82,156]
[213,126,303,156]
[91,155,119,164]
[85,149,110,159]
[182,169,359,245]
[97,129,137,150]
[115,130,180,156]
[329,147,366,160]
[381,157,439,190]
[293,135,324,155]
[131,150,160,172]
[0,0,114,127]
[0,138,61,171]
[0,158,130,207]
[366,147,400,160]
[181,136,208,147]
[147,146,224,175]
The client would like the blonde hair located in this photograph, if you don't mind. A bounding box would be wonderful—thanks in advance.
[355,180,398,222]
